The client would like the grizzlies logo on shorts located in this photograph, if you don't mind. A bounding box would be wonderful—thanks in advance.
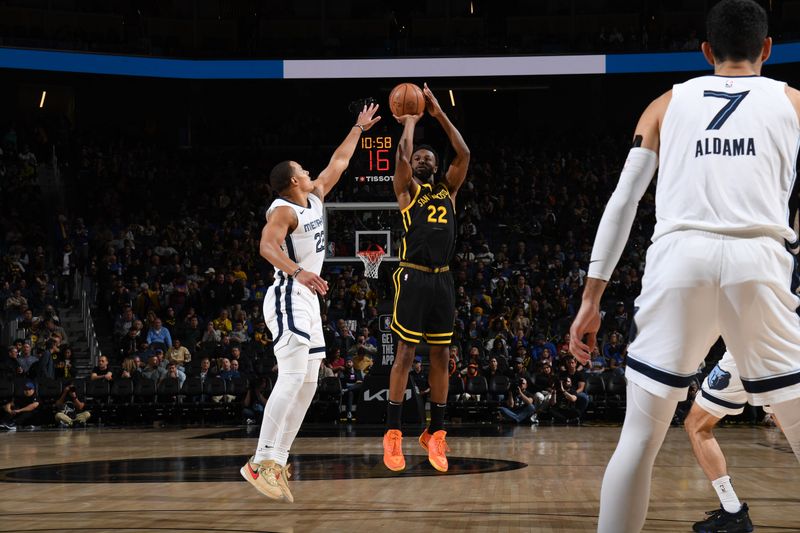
[707,365,732,390]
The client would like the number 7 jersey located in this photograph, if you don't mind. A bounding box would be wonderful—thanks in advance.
[399,182,456,267]
[654,75,800,243]
[266,193,326,276]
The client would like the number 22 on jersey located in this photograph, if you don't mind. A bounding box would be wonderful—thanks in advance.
[426,205,448,224]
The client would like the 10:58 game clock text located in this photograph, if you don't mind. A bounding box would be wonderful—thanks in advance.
[353,134,394,185]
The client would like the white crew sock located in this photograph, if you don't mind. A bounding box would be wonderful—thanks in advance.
[712,475,741,513]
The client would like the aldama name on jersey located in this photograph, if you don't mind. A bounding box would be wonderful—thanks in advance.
[695,137,756,158]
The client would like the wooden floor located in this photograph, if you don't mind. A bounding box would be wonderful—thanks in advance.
[0,423,796,532]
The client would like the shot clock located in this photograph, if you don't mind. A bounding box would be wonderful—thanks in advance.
[351,133,394,185]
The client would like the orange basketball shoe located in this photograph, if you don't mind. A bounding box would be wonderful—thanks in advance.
[418,428,432,451]
[424,430,450,472]
[383,429,406,472]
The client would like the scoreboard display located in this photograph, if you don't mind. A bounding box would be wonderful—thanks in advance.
[351,133,394,185]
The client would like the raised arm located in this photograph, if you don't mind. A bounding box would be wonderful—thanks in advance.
[393,113,423,210]
[569,90,670,362]
[259,207,328,295]
[314,103,381,200]
[423,83,470,200]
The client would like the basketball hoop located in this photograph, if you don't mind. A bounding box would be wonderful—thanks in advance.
[357,245,386,279]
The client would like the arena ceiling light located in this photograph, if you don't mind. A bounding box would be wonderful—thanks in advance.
[449,89,455,107]
[39,90,46,108]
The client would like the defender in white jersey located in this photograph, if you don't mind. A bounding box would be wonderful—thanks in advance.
[568,2,800,531]
[240,103,380,503]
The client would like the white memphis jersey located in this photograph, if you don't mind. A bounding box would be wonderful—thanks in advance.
[653,75,800,243]
[266,193,325,276]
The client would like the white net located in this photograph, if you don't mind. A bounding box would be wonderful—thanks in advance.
[357,249,385,278]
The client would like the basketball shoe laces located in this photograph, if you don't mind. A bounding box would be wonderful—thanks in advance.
[259,462,282,485]
[430,432,450,455]
[388,431,402,456]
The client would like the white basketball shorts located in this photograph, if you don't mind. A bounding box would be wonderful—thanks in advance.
[625,230,800,406]
[264,273,326,361]
[696,352,774,418]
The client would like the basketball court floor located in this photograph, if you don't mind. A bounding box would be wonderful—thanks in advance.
[0,423,796,532]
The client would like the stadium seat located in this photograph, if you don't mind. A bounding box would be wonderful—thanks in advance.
[202,377,227,399]
[180,377,204,400]
[448,375,465,402]
[489,375,510,395]
[605,373,628,418]
[111,379,134,403]
[85,379,111,403]
[465,376,489,397]
[110,379,135,423]
[311,377,342,422]
[488,375,511,406]
[583,373,606,417]
[226,376,249,402]
[134,379,157,404]
[157,377,181,403]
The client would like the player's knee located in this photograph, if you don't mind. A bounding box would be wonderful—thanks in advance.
[683,413,699,437]
[394,344,416,364]
[683,406,714,439]
[276,371,305,390]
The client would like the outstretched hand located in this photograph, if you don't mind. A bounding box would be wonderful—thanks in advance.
[423,83,444,118]
[356,103,381,132]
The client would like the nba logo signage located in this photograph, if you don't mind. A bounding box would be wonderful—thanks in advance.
[378,314,395,366]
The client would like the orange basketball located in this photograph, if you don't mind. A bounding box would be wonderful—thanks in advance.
[389,83,426,117]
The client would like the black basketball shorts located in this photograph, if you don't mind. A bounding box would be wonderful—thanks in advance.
[390,266,455,345]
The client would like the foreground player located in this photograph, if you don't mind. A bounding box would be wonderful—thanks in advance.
[241,103,380,502]
[569,1,800,531]
[687,351,787,532]
[383,84,469,472]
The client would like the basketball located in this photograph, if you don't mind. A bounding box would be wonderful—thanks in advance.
[389,82,426,117]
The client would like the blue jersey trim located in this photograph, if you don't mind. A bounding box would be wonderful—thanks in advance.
[285,277,311,340]
[701,389,745,410]
[273,275,286,342]
[626,355,696,388]
[742,370,800,394]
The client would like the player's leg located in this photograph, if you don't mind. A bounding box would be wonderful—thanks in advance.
[383,339,415,472]
[261,301,326,502]
[384,267,425,471]
[421,344,450,472]
[684,405,740,509]
[417,273,455,471]
[768,399,800,460]
[721,239,800,458]
[599,232,722,533]
[270,356,320,503]
[599,382,677,533]
[684,402,755,533]
[687,352,750,527]
[241,335,309,501]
